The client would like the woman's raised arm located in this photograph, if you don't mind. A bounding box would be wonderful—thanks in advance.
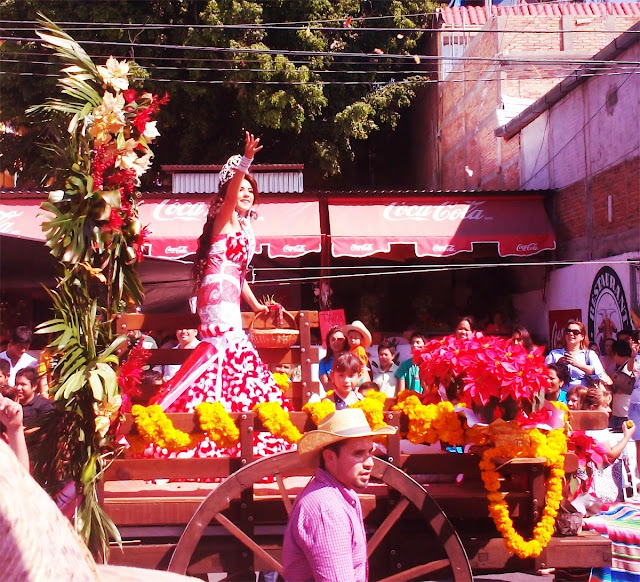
[213,132,262,234]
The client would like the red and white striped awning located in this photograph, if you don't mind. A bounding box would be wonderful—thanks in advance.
[328,195,555,258]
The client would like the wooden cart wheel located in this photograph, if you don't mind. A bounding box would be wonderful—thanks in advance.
[168,451,472,581]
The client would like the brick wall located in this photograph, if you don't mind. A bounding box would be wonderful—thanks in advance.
[430,13,640,191]
[555,156,640,258]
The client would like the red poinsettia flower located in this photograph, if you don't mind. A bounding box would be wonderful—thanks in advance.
[108,208,124,232]
[567,431,607,468]
[132,226,149,262]
[122,89,138,103]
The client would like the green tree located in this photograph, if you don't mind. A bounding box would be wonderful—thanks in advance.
[0,0,436,186]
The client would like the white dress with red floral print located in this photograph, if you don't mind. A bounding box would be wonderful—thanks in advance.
[145,217,292,459]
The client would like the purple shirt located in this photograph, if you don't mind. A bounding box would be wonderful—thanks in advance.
[283,467,368,582]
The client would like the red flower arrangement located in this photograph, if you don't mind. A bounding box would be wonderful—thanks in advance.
[117,342,151,412]
[415,333,549,422]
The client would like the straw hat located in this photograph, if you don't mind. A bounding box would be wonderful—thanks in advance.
[297,408,396,466]
[341,320,372,348]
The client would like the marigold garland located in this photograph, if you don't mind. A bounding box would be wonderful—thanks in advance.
[131,404,196,452]
[130,392,569,560]
[392,393,466,446]
[302,400,336,425]
[272,372,290,392]
[253,402,303,444]
[479,427,567,558]
[196,402,240,449]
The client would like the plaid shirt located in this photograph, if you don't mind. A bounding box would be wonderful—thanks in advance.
[283,467,368,582]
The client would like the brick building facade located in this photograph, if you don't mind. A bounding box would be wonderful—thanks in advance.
[415,3,640,191]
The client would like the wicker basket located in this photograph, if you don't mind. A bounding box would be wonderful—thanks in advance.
[249,309,299,348]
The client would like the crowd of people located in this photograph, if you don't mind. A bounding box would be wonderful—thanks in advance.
[1,133,640,581]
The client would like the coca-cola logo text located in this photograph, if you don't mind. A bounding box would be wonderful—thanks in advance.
[351,243,374,252]
[282,244,306,253]
[382,201,486,222]
[432,244,456,253]
[516,243,539,252]
[152,199,208,222]
[165,245,190,254]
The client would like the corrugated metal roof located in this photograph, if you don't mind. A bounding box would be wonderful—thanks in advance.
[162,163,304,194]
[162,164,303,172]
[171,170,303,194]
[439,2,640,28]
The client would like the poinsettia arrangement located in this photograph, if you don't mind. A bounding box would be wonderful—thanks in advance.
[415,333,548,421]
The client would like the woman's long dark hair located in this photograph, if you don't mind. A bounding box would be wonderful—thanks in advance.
[193,173,259,292]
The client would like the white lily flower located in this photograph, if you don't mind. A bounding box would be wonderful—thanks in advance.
[142,121,160,142]
[97,56,130,91]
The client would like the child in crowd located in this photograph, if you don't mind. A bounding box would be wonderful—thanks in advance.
[567,385,588,410]
[309,352,364,409]
[545,363,570,403]
[318,326,348,392]
[359,381,381,397]
[574,383,636,507]
[14,367,54,430]
[371,339,399,398]
[395,331,427,395]
[342,320,372,383]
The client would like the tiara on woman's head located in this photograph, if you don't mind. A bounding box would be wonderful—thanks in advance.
[218,154,242,187]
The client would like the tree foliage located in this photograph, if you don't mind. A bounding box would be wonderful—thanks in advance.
[0,0,436,186]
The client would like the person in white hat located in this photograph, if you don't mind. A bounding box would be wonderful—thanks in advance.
[282,408,396,582]
[342,320,372,383]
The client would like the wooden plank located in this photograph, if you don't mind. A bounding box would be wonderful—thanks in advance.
[114,313,200,334]
[464,533,611,571]
[104,458,241,481]
[569,410,609,431]
[114,311,319,334]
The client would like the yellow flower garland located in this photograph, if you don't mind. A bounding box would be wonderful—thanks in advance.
[196,402,240,449]
[253,402,303,444]
[272,372,290,392]
[392,393,466,445]
[302,400,336,425]
[479,427,566,558]
[131,404,196,452]
[130,392,569,560]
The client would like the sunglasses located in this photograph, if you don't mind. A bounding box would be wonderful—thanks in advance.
[565,329,583,336]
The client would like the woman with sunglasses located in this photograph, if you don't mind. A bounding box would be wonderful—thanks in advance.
[545,321,610,387]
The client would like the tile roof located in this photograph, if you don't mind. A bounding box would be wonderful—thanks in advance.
[439,2,640,28]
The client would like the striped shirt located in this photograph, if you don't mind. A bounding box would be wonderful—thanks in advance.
[283,468,368,582]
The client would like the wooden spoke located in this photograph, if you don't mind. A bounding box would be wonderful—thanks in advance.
[367,496,410,558]
[169,451,472,581]
[378,559,451,582]
[213,512,283,576]
[275,472,293,516]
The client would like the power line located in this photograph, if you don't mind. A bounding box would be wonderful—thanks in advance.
[2,35,640,67]
[2,68,639,86]
[3,21,640,35]
[11,56,638,79]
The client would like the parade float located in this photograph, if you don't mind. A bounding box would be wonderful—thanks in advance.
[31,18,611,580]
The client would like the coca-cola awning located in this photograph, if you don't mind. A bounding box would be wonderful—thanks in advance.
[0,197,322,260]
[328,195,555,258]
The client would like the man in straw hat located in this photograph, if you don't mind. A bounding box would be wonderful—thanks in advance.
[282,408,396,581]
